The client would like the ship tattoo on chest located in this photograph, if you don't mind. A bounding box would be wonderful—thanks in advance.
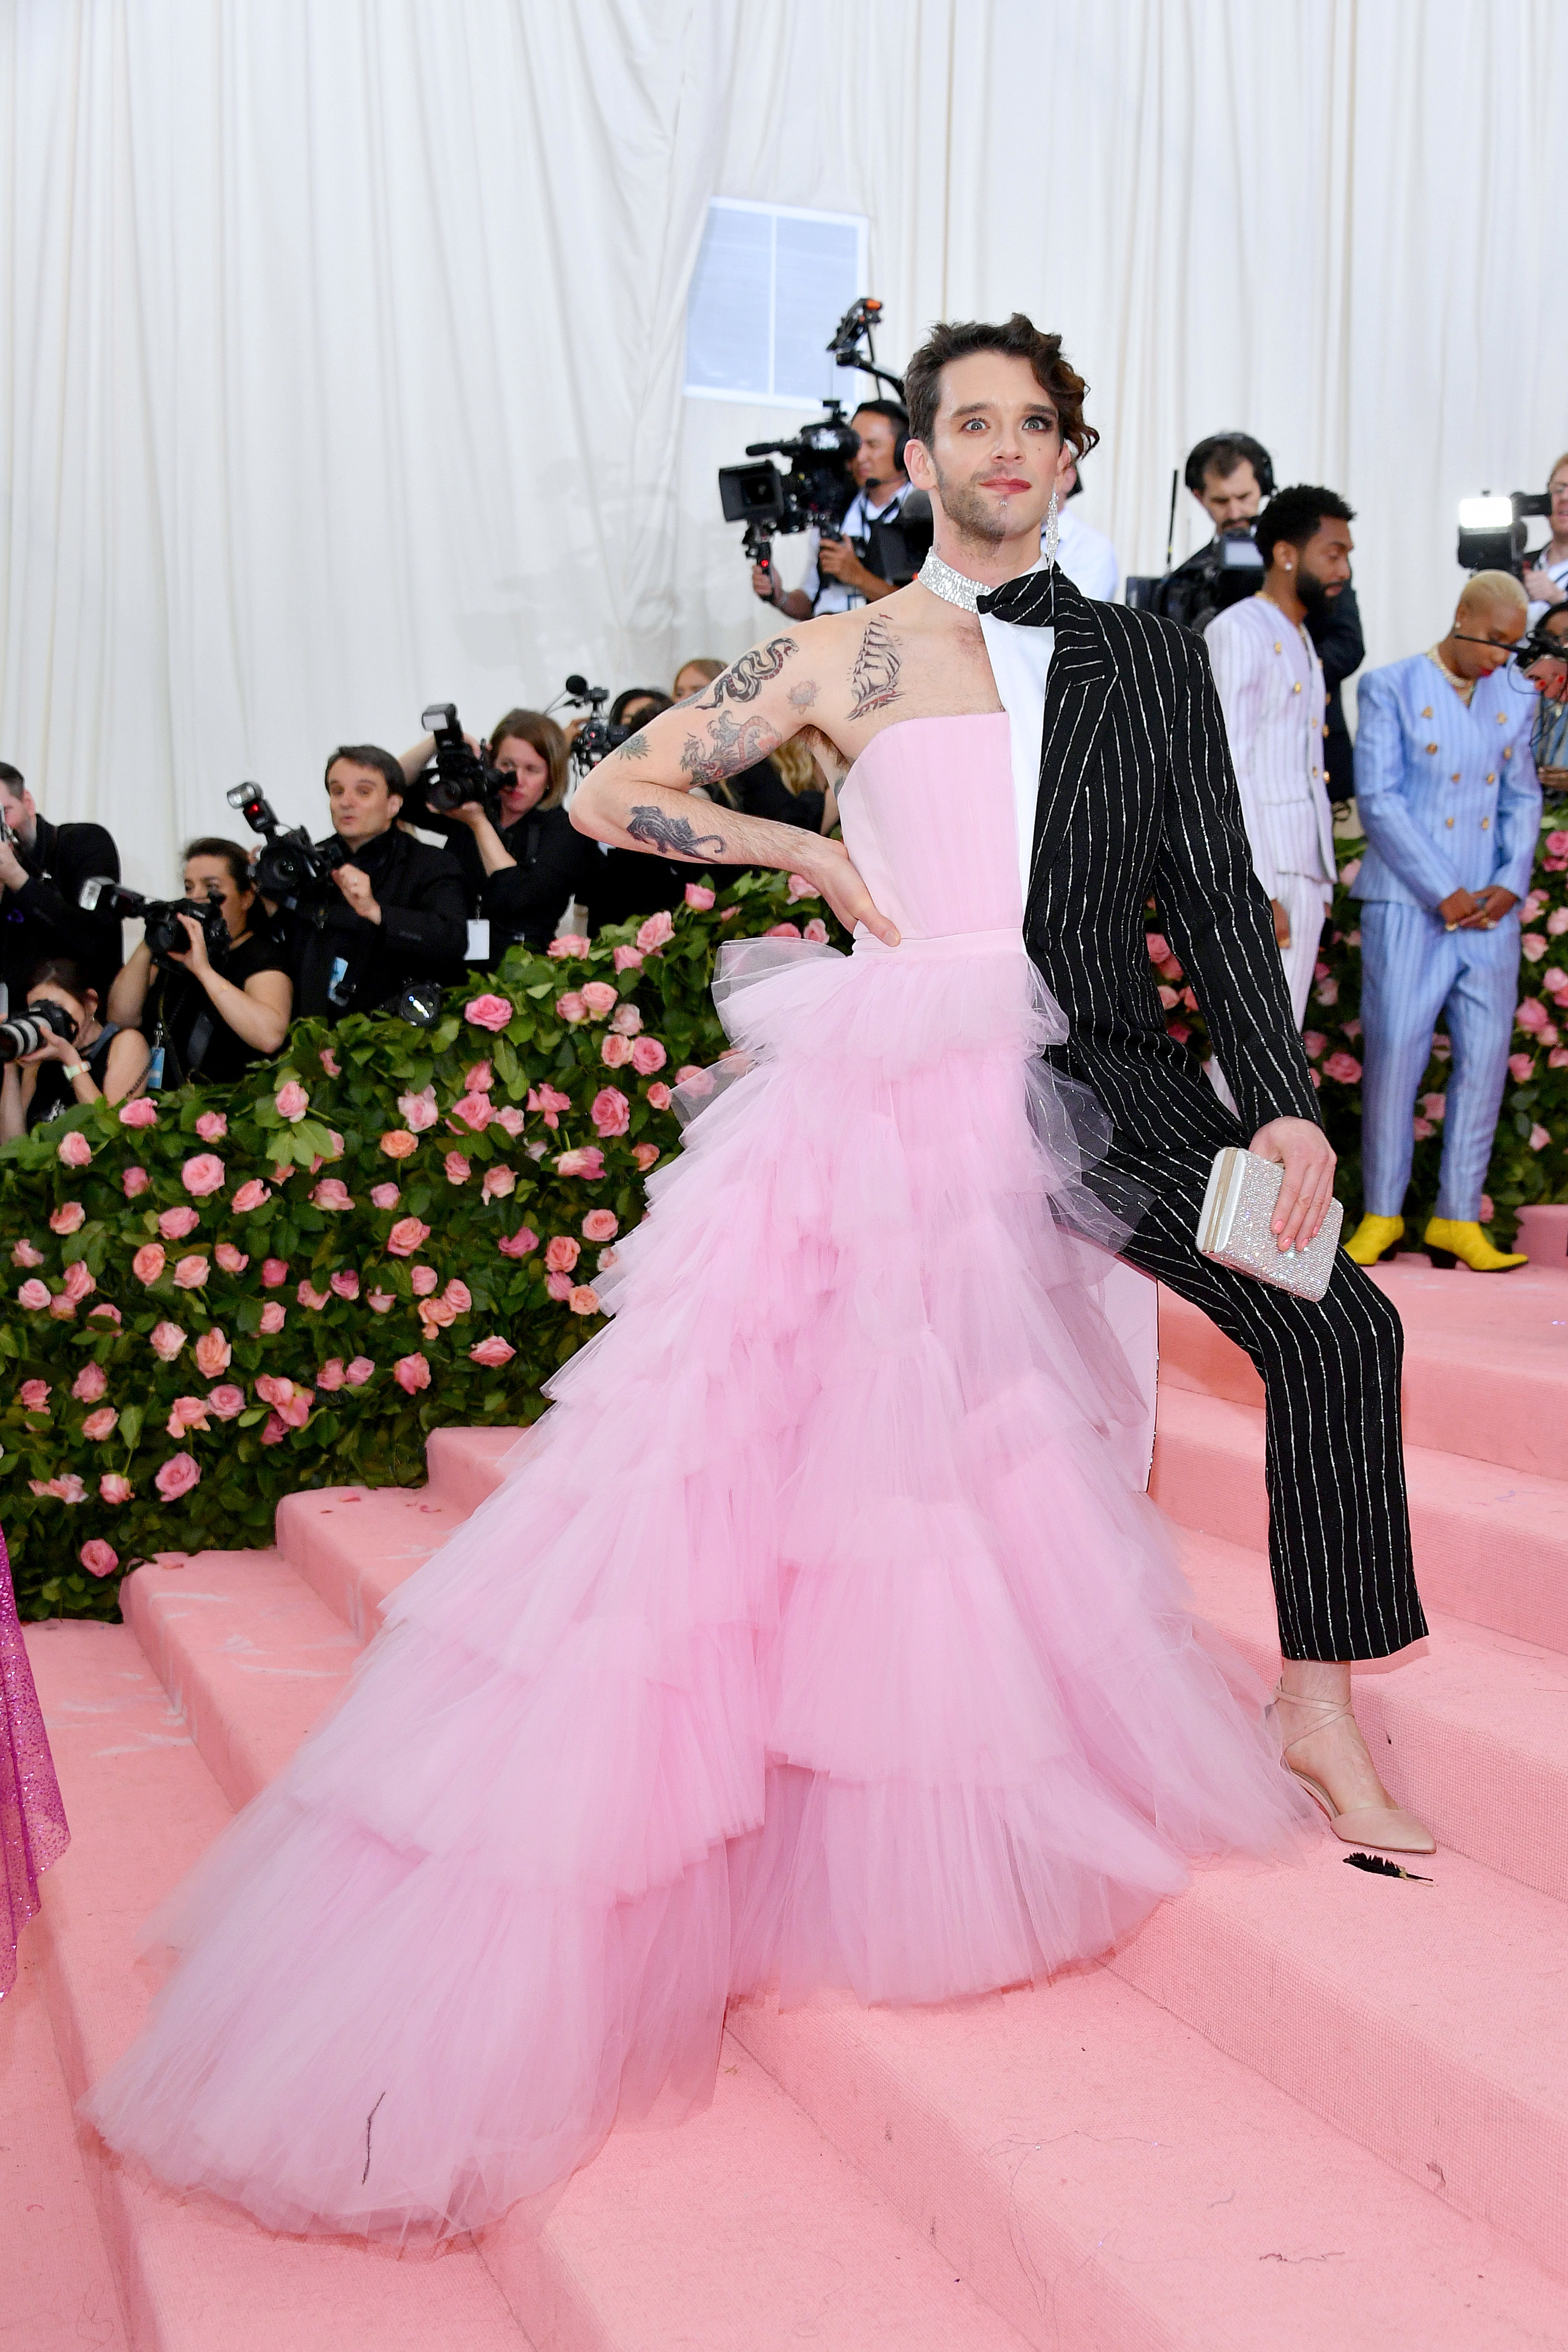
[847,618,902,720]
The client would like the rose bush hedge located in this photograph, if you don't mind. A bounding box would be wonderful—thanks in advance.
[2,873,837,1621]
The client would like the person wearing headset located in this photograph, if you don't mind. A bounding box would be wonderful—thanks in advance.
[752,401,914,617]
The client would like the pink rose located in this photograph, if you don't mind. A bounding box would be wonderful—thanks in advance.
[1523,890,1549,921]
[630,1036,666,1076]
[380,1129,419,1160]
[393,1353,432,1394]
[463,1059,494,1093]
[1412,1116,1435,1141]
[215,1241,249,1273]
[1523,933,1548,963]
[464,994,513,1033]
[1530,1123,1551,1152]
[88,1303,121,1324]
[317,1358,346,1391]
[1542,1022,1561,1048]
[173,1254,210,1290]
[582,1208,619,1242]
[150,1319,186,1362]
[1509,1052,1536,1082]
[546,934,590,961]
[20,1379,50,1411]
[319,1047,341,1076]
[1158,984,1179,1010]
[581,981,618,1018]
[596,1247,619,1271]
[411,1264,439,1296]
[230,1178,271,1214]
[569,1285,599,1316]
[765,921,802,940]
[206,1383,245,1420]
[481,1166,516,1201]
[260,1411,290,1446]
[313,1178,354,1210]
[632,1143,660,1172]
[493,1105,526,1137]
[259,1301,286,1334]
[50,1201,85,1236]
[1302,1031,1327,1061]
[1551,1047,1568,1069]
[195,1110,228,1142]
[444,1151,472,1184]
[82,1406,119,1441]
[181,1152,226,1196]
[803,918,828,944]
[556,991,588,1025]
[545,1269,573,1300]
[11,1240,44,1267]
[786,873,818,902]
[469,1335,516,1368]
[590,1087,630,1138]
[636,910,674,953]
[261,1256,289,1288]
[684,882,715,911]
[1421,1091,1447,1121]
[1338,858,1363,886]
[498,1226,538,1258]
[676,1065,704,1082]
[72,1363,107,1402]
[417,1295,456,1330]
[99,1473,134,1505]
[1321,1052,1363,1085]
[610,1002,643,1036]
[132,1243,166,1285]
[613,944,644,972]
[1517,998,1550,1034]
[1546,966,1568,999]
[346,1355,375,1385]
[1550,907,1568,938]
[257,1374,313,1426]
[545,1235,580,1273]
[157,1204,200,1240]
[79,1539,119,1578]
[386,1215,432,1260]
[600,1032,633,1068]
[527,1083,572,1130]
[166,1397,210,1439]
[296,1281,330,1311]
[122,1165,150,1198]
[274,1080,309,1122]
[118,1096,158,1129]
[442,1277,472,1313]
[194,1328,232,1377]
[155,1452,202,1502]
[557,1145,606,1179]
[32,1473,87,1504]
[367,1288,395,1314]
[48,1293,78,1321]
[370,1182,401,1209]
[57,1129,93,1169]
[646,1082,672,1112]
[330,1269,360,1300]
[1549,832,1568,858]
[398,1087,439,1133]
[451,1091,493,1131]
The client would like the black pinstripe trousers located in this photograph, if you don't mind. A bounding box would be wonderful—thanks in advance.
[1108,1128,1425,1663]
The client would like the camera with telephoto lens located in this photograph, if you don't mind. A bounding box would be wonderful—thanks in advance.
[78,877,230,962]
[226,782,351,916]
[560,675,633,775]
[1457,491,1552,579]
[0,995,76,1067]
[402,704,504,821]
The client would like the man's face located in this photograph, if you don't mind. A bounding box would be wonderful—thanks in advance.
[850,409,904,493]
[0,782,37,846]
[1450,593,1527,678]
[1550,466,1568,542]
[1294,516,1354,606]
[326,760,400,846]
[1197,460,1262,531]
[907,352,1071,547]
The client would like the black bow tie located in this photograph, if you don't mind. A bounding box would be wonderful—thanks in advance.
[975,568,1057,626]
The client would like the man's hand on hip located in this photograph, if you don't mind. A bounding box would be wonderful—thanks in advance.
[1249,1115,1336,1250]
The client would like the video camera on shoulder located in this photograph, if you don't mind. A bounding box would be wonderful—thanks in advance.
[405,704,504,821]
[78,878,229,963]
[225,783,350,917]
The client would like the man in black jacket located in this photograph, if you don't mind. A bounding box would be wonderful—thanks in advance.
[0,763,123,1011]
[291,747,467,1021]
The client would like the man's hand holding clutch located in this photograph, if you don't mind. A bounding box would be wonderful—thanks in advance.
[1249,1116,1336,1251]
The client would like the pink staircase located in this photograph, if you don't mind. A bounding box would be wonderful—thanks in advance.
[11,1262,1568,2348]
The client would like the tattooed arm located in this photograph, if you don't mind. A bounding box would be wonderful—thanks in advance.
[572,623,900,944]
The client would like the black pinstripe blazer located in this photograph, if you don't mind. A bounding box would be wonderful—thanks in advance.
[1014,567,1322,1157]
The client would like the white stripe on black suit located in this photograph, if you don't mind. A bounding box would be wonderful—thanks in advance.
[989,564,1423,1664]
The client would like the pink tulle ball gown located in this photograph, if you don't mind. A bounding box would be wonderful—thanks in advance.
[85,714,1309,2239]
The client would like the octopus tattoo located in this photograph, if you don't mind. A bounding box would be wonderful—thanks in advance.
[847,617,903,719]
[626,804,728,858]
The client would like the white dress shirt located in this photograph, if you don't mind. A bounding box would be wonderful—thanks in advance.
[978,550,1055,897]
[1204,593,1335,895]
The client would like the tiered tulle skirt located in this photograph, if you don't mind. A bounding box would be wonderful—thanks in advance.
[84,932,1308,2238]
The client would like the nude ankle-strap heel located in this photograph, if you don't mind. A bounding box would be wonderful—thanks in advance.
[1273,1684,1436,1857]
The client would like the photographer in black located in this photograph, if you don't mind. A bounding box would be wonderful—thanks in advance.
[106,839,292,1086]
[0,956,147,1138]
[289,746,467,1021]
[751,401,914,617]
[0,762,124,1013]
[398,708,596,960]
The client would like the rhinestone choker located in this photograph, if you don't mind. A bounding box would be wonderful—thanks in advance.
[917,550,988,612]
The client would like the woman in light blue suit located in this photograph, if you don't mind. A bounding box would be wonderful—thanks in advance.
[1347,572,1541,1271]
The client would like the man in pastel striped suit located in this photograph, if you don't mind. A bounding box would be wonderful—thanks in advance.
[1346,571,1541,1273]
[1205,486,1354,1026]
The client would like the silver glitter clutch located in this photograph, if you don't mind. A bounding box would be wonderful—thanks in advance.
[1196,1146,1343,1300]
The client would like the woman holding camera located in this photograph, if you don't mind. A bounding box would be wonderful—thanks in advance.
[107,839,292,1087]
[401,710,597,960]
[0,956,147,1137]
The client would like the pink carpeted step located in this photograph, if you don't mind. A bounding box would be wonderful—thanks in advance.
[0,1945,129,2350]
[273,1484,467,1638]
[730,1973,1567,2351]
[24,1620,531,2351]
[426,1423,532,1516]
[1151,1384,1568,1655]
[1157,1267,1568,1481]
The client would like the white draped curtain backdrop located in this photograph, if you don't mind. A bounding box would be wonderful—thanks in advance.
[1,0,1562,889]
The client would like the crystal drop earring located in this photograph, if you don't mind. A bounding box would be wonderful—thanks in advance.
[1043,488,1060,568]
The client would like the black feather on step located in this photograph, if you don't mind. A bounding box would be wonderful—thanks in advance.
[1344,1851,1433,1883]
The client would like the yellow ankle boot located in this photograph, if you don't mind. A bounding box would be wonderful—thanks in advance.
[1345,1213,1404,1266]
[1422,1217,1528,1273]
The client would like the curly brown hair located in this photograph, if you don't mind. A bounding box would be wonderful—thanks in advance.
[903,314,1098,463]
